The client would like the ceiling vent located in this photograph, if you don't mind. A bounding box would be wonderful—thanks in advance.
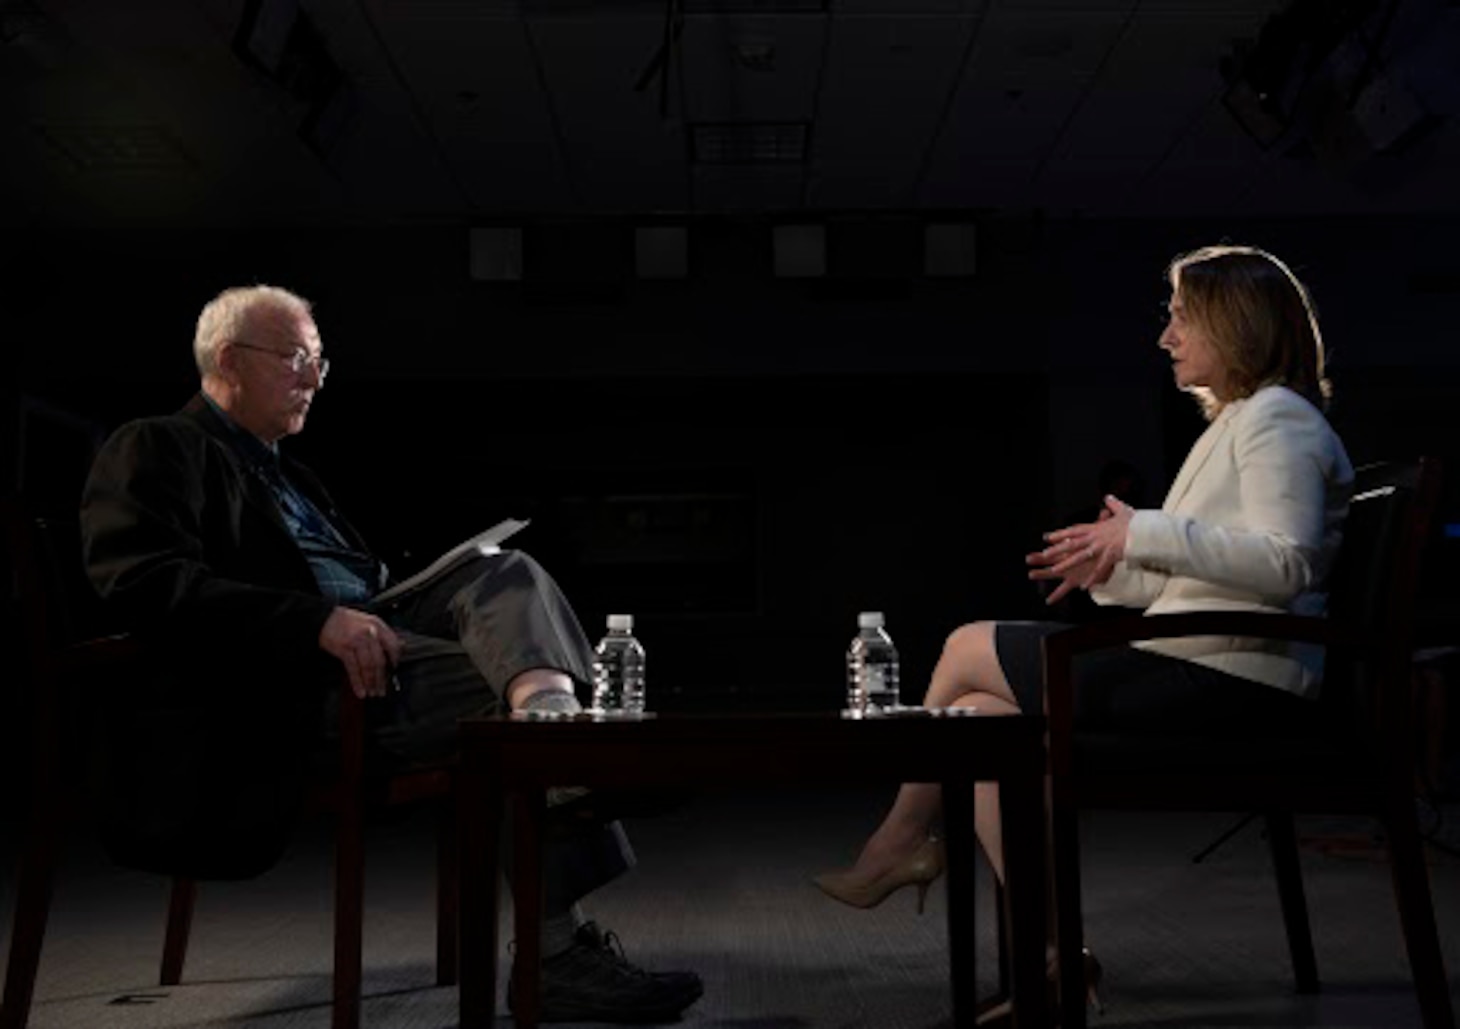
[691,122,808,164]
[732,41,776,72]
[523,0,823,11]
[684,0,825,10]
[382,0,519,14]
[34,124,192,172]
[1,1,68,48]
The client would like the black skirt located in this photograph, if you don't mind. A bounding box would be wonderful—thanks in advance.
[993,620,1316,734]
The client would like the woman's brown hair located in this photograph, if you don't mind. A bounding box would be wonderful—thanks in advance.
[1168,245,1331,420]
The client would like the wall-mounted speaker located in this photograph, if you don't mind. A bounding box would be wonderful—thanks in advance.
[469,227,523,281]
[636,226,689,279]
[924,223,977,278]
[773,224,825,278]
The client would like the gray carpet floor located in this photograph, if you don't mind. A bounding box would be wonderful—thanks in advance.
[2,786,1459,1028]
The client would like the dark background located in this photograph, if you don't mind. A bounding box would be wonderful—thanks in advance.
[6,218,1457,697]
[3,0,1460,815]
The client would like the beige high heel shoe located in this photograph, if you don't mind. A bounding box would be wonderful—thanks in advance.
[812,837,946,914]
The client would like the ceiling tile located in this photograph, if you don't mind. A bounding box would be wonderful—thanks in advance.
[366,5,574,210]
[1053,9,1275,161]
[812,15,976,167]
[680,13,827,121]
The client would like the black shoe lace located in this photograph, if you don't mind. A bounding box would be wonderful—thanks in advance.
[597,929,654,979]
[600,929,626,959]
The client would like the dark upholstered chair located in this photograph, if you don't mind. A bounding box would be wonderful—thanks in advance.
[1041,458,1454,1029]
[0,499,460,1029]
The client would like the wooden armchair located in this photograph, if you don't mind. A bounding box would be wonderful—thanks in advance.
[1043,458,1454,1029]
[0,499,460,1029]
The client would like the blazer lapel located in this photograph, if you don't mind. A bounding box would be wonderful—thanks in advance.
[181,395,297,543]
[180,394,376,573]
[1162,406,1236,512]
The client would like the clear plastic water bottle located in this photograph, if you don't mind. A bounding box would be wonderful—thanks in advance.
[846,611,900,714]
[592,614,647,714]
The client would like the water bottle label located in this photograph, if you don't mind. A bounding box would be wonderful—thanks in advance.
[592,637,646,714]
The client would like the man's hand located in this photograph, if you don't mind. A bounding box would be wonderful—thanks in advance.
[319,607,402,698]
[1026,495,1135,605]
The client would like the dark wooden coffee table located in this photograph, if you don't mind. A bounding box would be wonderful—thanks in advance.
[458,710,1049,1028]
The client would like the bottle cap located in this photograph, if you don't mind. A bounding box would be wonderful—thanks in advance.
[607,613,634,631]
[857,611,885,629]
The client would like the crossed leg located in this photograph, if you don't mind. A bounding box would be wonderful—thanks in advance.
[842,621,1023,884]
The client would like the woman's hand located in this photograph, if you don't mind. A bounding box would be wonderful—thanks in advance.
[1026,495,1135,604]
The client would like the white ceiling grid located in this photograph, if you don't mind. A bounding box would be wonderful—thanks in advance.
[1,0,1455,224]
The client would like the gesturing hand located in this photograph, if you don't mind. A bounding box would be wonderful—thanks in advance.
[1026,495,1135,605]
[319,607,402,698]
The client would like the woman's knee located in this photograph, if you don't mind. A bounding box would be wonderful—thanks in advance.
[932,620,1020,708]
[924,621,995,704]
[943,620,996,661]
[951,691,1021,715]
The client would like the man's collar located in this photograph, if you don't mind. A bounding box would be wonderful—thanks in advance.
[198,392,281,466]
[200,391,278,455]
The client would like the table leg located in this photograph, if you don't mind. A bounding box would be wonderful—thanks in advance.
[1000,759,1049,1029]
[942,780,979,1028]
[511,789,547,1029]
[459,761,501,1029]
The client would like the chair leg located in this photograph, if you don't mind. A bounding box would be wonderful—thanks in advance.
[1383,794,1457,1029]
[436,791,460,987]
[333,683,368,1029]
[333,796,365,1029]
[1052,795,1087,1029]
[159,878,197,986]
[1264,812,1319,994]
[0,809,61,1029]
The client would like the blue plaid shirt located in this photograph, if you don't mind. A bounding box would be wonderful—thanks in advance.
[203,396,384,605]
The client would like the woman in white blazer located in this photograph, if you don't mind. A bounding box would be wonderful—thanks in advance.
[815,246,1354,995]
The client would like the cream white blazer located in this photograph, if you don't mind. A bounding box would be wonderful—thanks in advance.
[1091,385,1354,696]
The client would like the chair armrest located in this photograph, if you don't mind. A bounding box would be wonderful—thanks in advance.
[326,671,454,808]
[1045,611,1365,658]
[1041,612,1377,778]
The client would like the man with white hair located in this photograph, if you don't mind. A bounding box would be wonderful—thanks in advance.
[80,284,703,1023]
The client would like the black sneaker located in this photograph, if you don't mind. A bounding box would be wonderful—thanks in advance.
[508,921,704,1023]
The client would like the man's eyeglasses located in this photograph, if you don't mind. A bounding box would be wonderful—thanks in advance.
[230,341,330,382]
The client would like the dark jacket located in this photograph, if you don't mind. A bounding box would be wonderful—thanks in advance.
[80,394,372,879]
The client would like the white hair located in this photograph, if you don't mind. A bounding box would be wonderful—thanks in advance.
[193,285,312,377]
